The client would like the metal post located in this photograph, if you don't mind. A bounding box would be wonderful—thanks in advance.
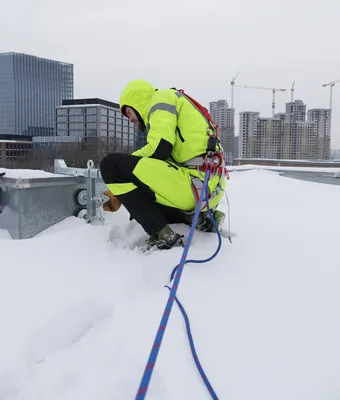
[230,72,239,110]
[329,84,333,110]
[54,159,104,224]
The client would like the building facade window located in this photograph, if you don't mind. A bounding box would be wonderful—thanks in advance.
[69,115,84,122]
[86,122,97,130]
[86,107,97,115]
[86,114,97,122]
[69,108,82,115]
[57,108,68,116]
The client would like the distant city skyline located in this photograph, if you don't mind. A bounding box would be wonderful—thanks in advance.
[221,84,340,149]
[0,49,339,155]
[207,93,334,161]
[237,99,331,160]
[1,0,339,147]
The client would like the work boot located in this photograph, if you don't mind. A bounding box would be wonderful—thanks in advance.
[146,225,184,250]
[196,210,225,233]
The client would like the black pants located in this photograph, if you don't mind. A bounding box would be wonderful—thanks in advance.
[100,153,192,235]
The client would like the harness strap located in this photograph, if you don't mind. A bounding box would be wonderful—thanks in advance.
[197,165,228,176]
[182,156,205,167]
[190,177,208,212]
[191,175,223,210]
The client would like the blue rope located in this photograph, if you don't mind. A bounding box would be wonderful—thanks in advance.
[164,285,219,399]
[135,166,222,399]
[166,177,222,399]
[169,192,222,281]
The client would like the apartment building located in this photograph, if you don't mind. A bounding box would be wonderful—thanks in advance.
[285,100,306,122]
[239,112,259,158]
[209,100,235,164]
[308,109,331,159]
[257,117,283,159]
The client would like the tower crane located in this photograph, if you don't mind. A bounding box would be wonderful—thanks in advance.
[230,72,239,109]
[291,80,295,103]
[322,80,340,110]
[234,85,286,117]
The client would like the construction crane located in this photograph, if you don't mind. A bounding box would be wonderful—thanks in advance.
[322,80,340,110]
[234,85,286,117]
[230,72,239,109]
[291,80,295,103]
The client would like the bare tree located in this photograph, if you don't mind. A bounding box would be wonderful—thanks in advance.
[1,136,135,171]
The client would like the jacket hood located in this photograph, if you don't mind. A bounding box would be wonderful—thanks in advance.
[120,79,155,124]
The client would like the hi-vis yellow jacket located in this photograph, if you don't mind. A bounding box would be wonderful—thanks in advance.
[117,79,226,211]
[120,79,220,164]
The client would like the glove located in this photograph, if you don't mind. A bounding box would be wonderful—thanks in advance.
[102,190,121,212]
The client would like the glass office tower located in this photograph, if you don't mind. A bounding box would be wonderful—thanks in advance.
[0,52,73,136]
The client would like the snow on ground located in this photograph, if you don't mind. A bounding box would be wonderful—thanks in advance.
[229,164,340,173]
[1,164,340,179]
[0,167,63,179]
[1,169,340,399]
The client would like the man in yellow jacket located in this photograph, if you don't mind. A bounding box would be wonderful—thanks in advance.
[100,79,227,250]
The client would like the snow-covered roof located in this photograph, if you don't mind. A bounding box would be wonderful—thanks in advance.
[1,169,340,398]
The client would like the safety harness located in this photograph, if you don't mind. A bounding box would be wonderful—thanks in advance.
[175,89,229,212]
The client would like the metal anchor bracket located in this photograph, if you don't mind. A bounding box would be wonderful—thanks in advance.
[54,159,105,224]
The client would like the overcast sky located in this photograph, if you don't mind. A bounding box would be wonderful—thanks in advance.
[1,0,340,146]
